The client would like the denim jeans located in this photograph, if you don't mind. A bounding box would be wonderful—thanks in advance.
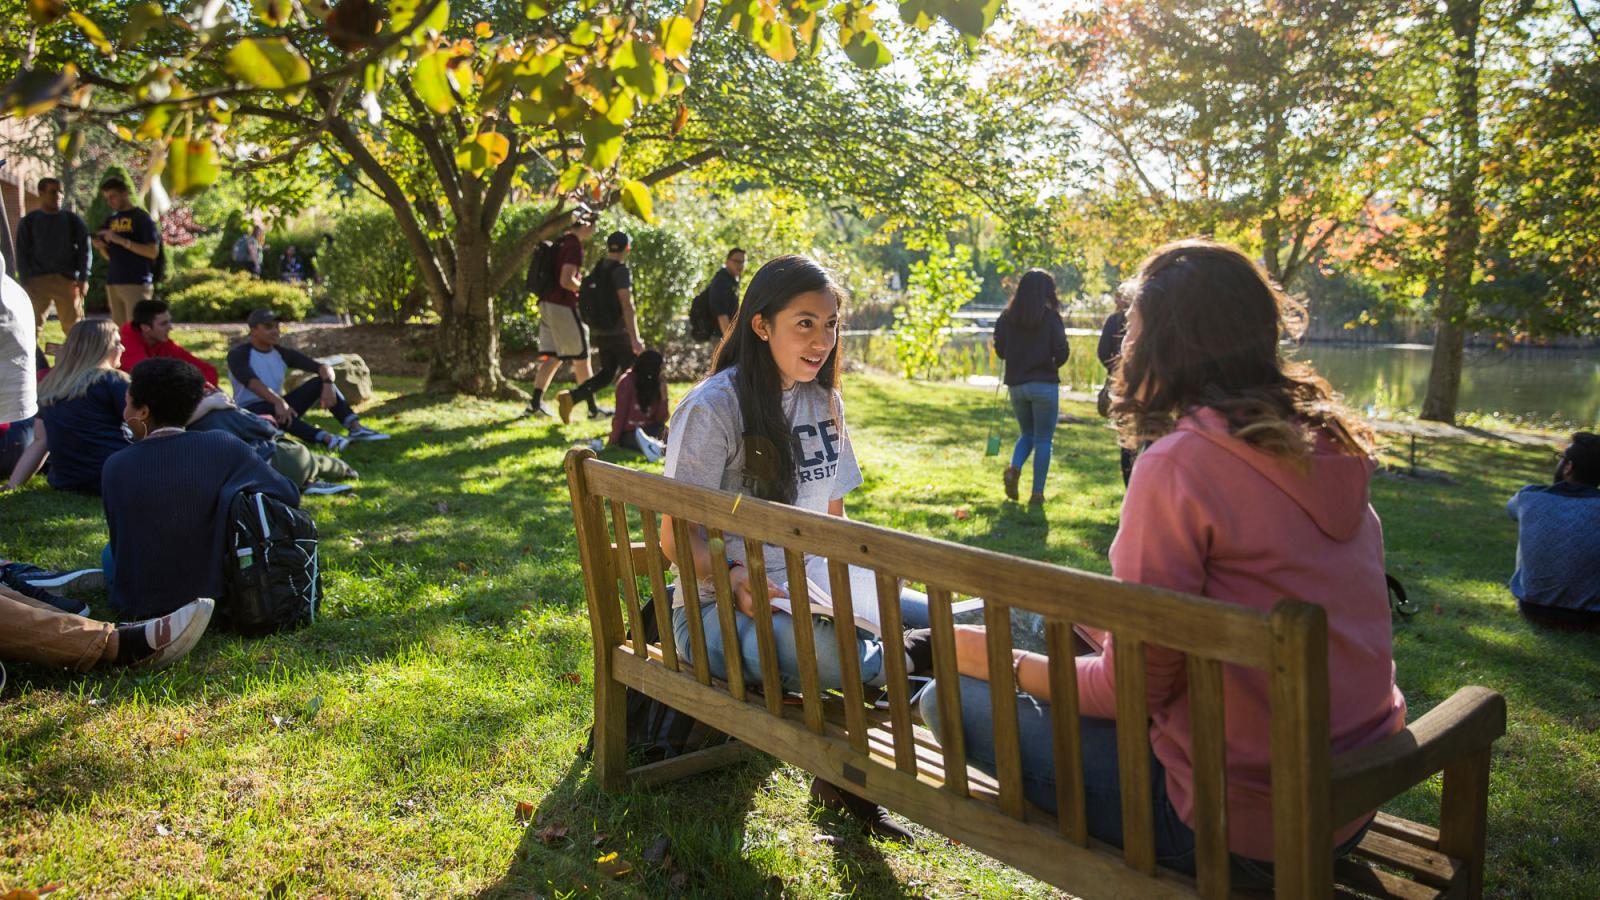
[920,675,1369,888]
[1009,382,1059,496]
[673,588,930,695]
[0,419,35,477]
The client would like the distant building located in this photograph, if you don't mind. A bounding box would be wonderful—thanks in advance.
[0,118,49,278]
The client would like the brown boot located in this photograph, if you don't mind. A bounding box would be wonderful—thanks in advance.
[1028,492,1046,507]
[1003,465,1020,502]
[810,776,913,843]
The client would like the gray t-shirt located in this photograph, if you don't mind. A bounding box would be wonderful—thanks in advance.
[662,366,862,605]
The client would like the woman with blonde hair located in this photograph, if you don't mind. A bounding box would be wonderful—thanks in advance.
[920,239,1406,885]
[5,319,131,493]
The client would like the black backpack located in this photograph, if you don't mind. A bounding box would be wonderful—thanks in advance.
[583,591,730,764]
[577,259,623,330]
[221,490,321,635]
[688,284,718,342]
[526,238,560,299]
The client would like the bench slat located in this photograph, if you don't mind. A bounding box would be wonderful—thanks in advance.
[1371,812,1440,852]
[927,588,968,798]
[1332,858,1443,900]
[742,538,785,717]
[707,528,747,702]
[1185,655,1230,899]
[1045,621,1087,844]
[670,517,713,686]
[827,560,870,754]
[1351,829,1461,889]
[982,602,1025,819]
[608,500,647,658]
[1114,636,1157,875]
[636,510,679,672]
[874,571,918,775]
[784,550,826,735]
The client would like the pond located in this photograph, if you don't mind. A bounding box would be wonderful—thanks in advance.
[844,331,1600,428]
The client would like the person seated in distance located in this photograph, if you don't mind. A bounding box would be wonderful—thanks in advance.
[1507,432,1600,629]
[118,298,219,385]
[102,358,300,621]
[226,308,387,452]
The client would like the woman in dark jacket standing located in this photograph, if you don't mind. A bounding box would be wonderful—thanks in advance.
[994,270,1069,505]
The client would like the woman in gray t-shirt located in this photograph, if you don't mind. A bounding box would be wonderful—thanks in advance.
[660,255,930,840]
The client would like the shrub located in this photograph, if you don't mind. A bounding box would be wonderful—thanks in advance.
[891,245,982,380]
[321,204,425,323]
[166,269,312,322]
[500,310,542,352]
[159,266,236,298]
[625,221,710,348]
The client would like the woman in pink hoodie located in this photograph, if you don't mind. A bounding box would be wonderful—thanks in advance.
[919,239,1407,885]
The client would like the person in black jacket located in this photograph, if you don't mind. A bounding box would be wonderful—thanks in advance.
[994,270,1069,505]
[15,177,91,335]
[1097,284,1136,485]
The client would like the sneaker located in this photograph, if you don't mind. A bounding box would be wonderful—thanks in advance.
[586,438,605,453]
[0,564,91,615]
[323,434,351,452]
[303,480,355,496]
[636,429,665,463]
[903,627,933,676]
[809,777,913,843]
[557,390,576,424]
[3,563,103,594]
[588,405,613,421]
[131,598,215,670]
[346,423,390,441]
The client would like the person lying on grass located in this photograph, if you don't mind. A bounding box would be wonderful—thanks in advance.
[915,239,1407,887]
[659,254,934,842]
[102,358,299,621]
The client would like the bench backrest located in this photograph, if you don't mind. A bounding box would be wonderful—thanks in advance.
[565,449,1338,898]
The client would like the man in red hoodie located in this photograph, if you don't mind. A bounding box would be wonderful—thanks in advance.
[118,298,218,386]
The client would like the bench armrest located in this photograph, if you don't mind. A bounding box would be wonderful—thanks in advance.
[1328,685,1506,826]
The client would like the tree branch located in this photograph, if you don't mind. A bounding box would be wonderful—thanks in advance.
[396,78,468,222]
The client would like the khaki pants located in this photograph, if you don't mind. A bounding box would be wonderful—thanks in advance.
[24,274,83,336]
[105,283,153,326]
[0,584,114,671]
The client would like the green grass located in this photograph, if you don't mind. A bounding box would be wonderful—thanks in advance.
[2,352,1597,897]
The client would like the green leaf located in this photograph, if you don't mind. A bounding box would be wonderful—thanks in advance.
[942,0,998,37]
[69,11,114,56]
[524,0,551,18]
[390,0,449,39]
[508,99,554,126]
[756,19,796,63]
[579,117,624,170]
[161,137,221,197]
[120,3,166,49]
[413,49,457,114]
[557,163,586,194]
[26,0,66,27]
[57,128,84,163]
[134,104,172,140]
[612,41,668,98]
[841,29,891,69]
[660,16,694,59]
[0,66,78,118]
[253,0,292,27]
[598,88,635,125]
[619,179,653,222]
[897,0,937,30]
[570,20,598,46]
[454,131,510,176]
[225,38,312,90]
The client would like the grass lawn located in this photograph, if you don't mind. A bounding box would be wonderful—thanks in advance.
[2,333,1597,897]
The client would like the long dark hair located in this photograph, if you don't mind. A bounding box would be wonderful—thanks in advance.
[1112,239,1374,461]
[999,269,1059,330]
[630,350,663,413]
[709,254,846,504]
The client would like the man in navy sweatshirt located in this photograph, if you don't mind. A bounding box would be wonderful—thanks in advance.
[15,177,90,335]
[1507,432,1600,629]
[102,358,300,620]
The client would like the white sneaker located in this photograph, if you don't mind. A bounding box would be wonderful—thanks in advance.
[16,567,103,593]
[303,480,355,496]
[636,429,665,463]
[347,423,390,441]
[323,434,351,452]
[134,598,215,670]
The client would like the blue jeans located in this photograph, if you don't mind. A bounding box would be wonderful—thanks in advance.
[672,588,930,695]
[0,419,34,477]
[919,675,1370,888]
[1009,382,1059,496]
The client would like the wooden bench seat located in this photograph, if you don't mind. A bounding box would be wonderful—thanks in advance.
[566,450,1506,898]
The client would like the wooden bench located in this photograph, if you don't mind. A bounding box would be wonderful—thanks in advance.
[564,449,1507,898]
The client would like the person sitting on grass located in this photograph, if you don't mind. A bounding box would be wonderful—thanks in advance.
[119,298,219,385]
[102,358,300,621]
[602,349,669,462]
[1507,432,1600,629]
[0,583,213,673]
[915,239,1407,887]
[4,320,129,494]
[187,385,359,495]
[226,308,387,452]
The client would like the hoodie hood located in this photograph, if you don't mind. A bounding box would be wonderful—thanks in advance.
[1177,407,1376,541]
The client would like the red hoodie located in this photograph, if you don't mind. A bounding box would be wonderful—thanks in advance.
[1092,407,1407,862]
[118,320,218,386]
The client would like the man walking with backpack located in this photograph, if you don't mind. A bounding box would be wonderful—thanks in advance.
[525,213,598,418]
[558,230,641,424]
[15,176,91,337]
[688,248,745,343]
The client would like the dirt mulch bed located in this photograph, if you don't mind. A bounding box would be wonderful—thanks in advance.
[184,322,547,382]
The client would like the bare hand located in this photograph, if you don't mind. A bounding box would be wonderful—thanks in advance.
[630,336,645,356]
[272,400,296,426]
[729,565,788,617]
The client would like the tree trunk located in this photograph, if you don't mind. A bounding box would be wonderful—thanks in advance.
[1420,0,1483,424]
[424,227,526,400]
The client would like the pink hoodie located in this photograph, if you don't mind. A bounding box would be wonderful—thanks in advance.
[1084,408,1407,862]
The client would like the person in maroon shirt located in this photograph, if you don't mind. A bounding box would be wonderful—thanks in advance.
[118,299,219,386]
[605,350,668,461]
[526,216,597,417]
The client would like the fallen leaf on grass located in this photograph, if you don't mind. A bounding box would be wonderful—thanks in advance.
[456,561,472,573]
[154,823,171,836]
[514,800,536,822]
[595,851,632,879]
[534,823,568,844]
[954,508,971,520]
[642,835,670,863]
[558,672,582,684]
[2,884,63,900]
